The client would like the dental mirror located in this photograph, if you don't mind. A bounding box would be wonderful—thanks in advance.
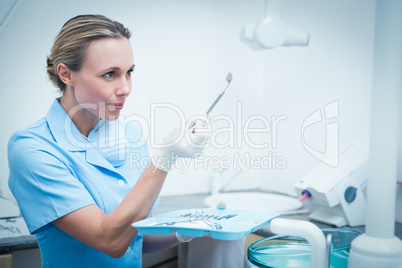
[226,72,233,84]
[206,72,233,115]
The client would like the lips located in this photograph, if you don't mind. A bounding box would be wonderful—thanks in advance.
[109,103,124,111]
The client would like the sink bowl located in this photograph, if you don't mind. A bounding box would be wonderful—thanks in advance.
[204,192,303,213]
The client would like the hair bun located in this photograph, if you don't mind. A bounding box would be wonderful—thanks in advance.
[46,56,53,67]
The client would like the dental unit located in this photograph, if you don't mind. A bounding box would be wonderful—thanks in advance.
[240,0,310,50]
[240,0,402,267]
[294,140,369,227]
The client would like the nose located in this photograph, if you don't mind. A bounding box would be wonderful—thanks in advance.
[116,76,131,97]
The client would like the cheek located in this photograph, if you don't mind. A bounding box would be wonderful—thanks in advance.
[75,79,114,104]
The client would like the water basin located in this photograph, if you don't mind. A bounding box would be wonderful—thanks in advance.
[247,228,360,267]
[204,192,303,213]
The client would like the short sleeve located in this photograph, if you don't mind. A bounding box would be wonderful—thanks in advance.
[8,130,96,234]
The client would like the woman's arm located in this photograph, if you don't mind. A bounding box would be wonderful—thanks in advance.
[53,118,209,258]
[53,162,167,258]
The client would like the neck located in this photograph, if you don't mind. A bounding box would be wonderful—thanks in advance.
[60,89,100,137]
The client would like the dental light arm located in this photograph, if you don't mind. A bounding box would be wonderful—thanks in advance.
[240,0,310,50]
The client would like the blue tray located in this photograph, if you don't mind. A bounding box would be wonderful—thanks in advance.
[132,208,279,241]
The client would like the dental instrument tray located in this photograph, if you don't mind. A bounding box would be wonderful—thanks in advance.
[132,208,279,240]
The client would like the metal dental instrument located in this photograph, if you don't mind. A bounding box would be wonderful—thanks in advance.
[202,215,222,230]
[206,72,233,115]
[188,208,204,223]
[191,73,233,134]
[215,213,237,220]
[152,221,177,226]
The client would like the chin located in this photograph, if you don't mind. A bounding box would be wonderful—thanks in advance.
[104,112,121,121]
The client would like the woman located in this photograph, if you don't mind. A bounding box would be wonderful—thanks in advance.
[8,14,209,267]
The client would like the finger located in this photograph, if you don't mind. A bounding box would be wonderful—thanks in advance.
[191,130,210,145]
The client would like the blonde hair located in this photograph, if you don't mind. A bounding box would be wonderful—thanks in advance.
[46,14,131,92]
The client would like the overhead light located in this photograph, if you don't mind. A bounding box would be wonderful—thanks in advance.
[240,0,310,50]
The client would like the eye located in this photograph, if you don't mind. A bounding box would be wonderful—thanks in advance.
[103,71,115,78]
[126,69,134,77]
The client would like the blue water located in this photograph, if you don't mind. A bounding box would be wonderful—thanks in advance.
[248,243,349,268]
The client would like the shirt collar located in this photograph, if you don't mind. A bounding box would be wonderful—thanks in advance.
[46,98,98,152]
[46,98,125,177]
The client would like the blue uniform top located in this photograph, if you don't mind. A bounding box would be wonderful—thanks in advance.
[8,98,156,267]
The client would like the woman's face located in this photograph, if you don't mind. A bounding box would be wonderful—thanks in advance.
[71,37,134,120]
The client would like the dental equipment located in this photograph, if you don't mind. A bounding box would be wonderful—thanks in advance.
[294,139,369,227]
[205,72,233,115]
[349,1,402,266]
[191,72,233,134]
[148,208,236,230]
[240,0,309,50]
[269,218,327,268]
[191,72,232,134]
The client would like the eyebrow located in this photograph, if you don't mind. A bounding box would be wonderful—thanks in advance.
[103,64,135,72]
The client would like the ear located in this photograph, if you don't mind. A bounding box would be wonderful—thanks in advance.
[57,63,74,86]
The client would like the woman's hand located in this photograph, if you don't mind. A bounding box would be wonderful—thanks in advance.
[151,116,210,172]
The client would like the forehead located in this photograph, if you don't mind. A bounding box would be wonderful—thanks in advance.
[82,37,134,71]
